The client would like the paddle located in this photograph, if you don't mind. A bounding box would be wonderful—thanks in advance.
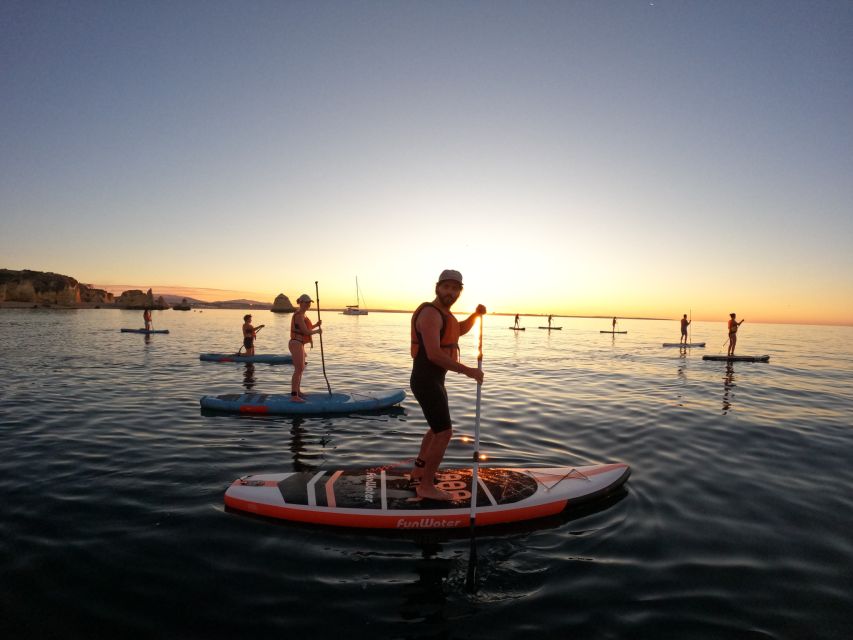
[315,281,332,396]
[466,314,485,593]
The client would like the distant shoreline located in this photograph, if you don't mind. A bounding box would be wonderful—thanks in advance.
[2,302,849,327]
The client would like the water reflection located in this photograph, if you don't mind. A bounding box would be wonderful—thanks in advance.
[242,363,256,390]
[398,541,454,624]
[284,417,306,472]
[722,362,735,414]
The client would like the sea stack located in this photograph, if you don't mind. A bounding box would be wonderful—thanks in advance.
[271,293,295,313]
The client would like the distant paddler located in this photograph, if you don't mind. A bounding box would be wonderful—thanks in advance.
[727,313,745,356]
[548,314,553,329]
[241,314,265,356]
[680,314,691,345]
[514,313,521,329]
[143,308,152,331]
[612,316,618,331]
[410,269,486,501]
[288,294,322,402]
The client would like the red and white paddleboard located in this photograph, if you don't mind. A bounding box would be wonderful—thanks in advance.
[224,463,630,529]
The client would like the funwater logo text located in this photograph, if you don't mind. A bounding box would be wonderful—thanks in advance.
[364,472,377,503]
[396,518,462,529]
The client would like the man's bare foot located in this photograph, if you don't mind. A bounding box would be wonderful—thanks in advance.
[290,395,306,403]
[416,484,454,501]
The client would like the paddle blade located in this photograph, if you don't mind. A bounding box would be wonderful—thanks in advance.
[465,524,479,594]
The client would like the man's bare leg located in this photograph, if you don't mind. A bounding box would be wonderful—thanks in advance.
[411,430,434,482]
[416,428,454,501]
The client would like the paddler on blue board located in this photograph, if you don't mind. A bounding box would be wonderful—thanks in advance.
[680,314,691,345]
[727,313,745,356]
[143,308,152,331]
[289,294,322,402]
[410,269,486,501]
[241,314,264,356]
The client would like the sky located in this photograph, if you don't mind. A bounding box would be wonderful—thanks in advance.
[1,1,851,324]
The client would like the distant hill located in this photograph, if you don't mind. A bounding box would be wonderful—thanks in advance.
[157,294,270,309]
[159,294,207,305]
[213,298,269,306]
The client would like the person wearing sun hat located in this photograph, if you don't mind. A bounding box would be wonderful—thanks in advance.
[409,269,487,501]
[288,293,322,402]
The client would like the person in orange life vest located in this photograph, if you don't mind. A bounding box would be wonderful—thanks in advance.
[242,314,264,356]
[410,269,486,501]
[143,308,152,331]
[727,313,744,356]
[680,314,691,345]
[288,294,322,402]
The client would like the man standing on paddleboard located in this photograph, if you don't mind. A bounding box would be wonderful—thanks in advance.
[410,269,486,501]
[680,314,691,345]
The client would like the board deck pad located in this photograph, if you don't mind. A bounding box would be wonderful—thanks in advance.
[225,463,630,529]
[277,468,536,510]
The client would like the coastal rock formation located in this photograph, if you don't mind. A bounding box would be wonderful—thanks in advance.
[172,298,191,310]
[0,269,111,306]
[271,293,295,313]
[80,286,115,305]
[115,288,168,310]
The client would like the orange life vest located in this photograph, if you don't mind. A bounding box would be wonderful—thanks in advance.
[728,319,738,335]
[411,302,460,361]
[290,313,314,345]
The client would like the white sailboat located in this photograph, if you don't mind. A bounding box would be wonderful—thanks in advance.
[342,277,368,315]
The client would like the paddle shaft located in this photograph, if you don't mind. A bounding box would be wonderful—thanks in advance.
[315,281,332,395]
[466,315,484,593]
[469,317,484,527]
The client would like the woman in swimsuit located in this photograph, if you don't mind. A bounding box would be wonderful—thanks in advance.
[288,294,322,402]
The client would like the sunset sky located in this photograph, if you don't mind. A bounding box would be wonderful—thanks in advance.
[2,1,851,324]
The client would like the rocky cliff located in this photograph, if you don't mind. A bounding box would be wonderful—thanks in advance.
[0,269,113,306]
[114,288,168,310]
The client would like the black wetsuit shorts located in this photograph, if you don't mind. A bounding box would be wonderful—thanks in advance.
[243,336,253,349]
[410,361,451,433]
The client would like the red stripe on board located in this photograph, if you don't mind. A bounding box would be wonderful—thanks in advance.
[239,405,268,414]
[325,470,344,508]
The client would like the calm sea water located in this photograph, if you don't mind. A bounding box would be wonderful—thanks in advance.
[1,308,851,639]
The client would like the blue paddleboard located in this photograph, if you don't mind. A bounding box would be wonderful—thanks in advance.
[200,389,406,415]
